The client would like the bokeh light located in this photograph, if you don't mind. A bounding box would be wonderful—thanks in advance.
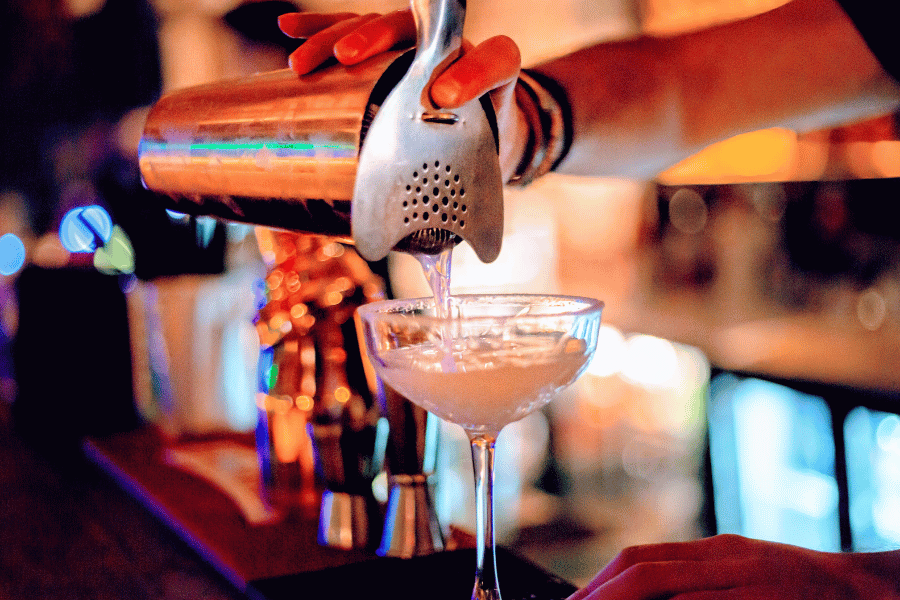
[0,233,26,276]
[93,225,135,275]
[59,205,113,253]
[621,334,680,389]
[586,324,626,377]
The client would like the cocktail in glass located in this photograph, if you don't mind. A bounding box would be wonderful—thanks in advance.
[357,294,603,600]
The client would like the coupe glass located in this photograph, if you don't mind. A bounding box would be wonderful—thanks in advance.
[357,294,603,600]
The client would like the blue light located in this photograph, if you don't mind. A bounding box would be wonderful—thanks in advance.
[60,205,113,253]
[0,233,25,276]
[166,209,190,222]
[708,374,839,551]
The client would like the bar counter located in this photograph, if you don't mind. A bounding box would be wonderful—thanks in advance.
[0,403,577,600]
[0,404,244,600]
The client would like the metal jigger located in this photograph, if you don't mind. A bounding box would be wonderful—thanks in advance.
[309,312,382,550]
[376,384,445,557]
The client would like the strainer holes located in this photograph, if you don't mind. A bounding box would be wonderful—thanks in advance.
[461,204,467,212]
[411,198,418,206]
[433,187,439,196]
[422,163,428,171]
[404,217,410,224]
[444,179,450,187]
[451,215,457,222]
[442,197,449,206]
[460,188,466,196]
[402,200,408,208]
[406,185,412,192]
[433,174,439,182]
[422,196,429,204]
[450,189,456,197]
[454,174,460,182]
[459,220,465,228]
[453,201,459,209]
[416,186,421,193]
[432,204,439,213]
[445,165,451,173]
[422,212,429,221]
[434,160,440,168]
[412,212,419,220]
[413,171,419,179]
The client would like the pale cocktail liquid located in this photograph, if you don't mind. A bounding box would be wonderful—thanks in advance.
[391,249,589,433]
[374,334,588,433]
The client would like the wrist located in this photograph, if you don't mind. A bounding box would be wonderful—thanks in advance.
[506,69,573,187]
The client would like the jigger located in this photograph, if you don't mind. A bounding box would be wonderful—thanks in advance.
[377,385,445,557]
[309,314,382,550]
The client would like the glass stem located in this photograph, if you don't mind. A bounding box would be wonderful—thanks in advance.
[469,432,501,600]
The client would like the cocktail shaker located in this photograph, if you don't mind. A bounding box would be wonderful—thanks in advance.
[138,0,504,262]
[138,52,406,243]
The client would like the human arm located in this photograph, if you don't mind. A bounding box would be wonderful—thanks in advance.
[537,0,900,179]
[569,534,900,600]
[279,0,900,182]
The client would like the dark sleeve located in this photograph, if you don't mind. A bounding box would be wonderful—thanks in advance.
[833,0,900,83]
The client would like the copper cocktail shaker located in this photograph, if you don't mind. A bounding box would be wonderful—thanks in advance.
[137,43,502,262]
[138,53,403,242]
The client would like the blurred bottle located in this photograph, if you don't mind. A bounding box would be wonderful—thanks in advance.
[254,231,384,530]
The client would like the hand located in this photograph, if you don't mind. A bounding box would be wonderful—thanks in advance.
[569,534,900,600]
[278,10,526,180]
[278,10,520,108]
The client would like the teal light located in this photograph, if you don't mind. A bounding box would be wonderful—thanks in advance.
[140,140,355,155]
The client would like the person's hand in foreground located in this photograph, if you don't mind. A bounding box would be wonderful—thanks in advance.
[569,534,900,600]
[277,10,527,181]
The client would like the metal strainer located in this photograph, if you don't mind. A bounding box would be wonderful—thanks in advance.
[351,0,504,263]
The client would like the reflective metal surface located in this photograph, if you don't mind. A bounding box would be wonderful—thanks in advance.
[378,473,444,558]
[317,489,379,550]
[377,386,444,557]
[138,52,405,244]
[351,0,504,262]
[138,0,505,263]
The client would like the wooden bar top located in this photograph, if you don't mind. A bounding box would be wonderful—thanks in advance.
[0,404,575,600]
[0,407,245,599]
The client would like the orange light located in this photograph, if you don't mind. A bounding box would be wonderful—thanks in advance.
[659,128,797,184]
[334,387,351,404]
[266,269,284,290]
[324,291,344,306]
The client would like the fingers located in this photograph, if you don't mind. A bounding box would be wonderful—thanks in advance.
[570,536,758,600]
[278,11,520,113]
[282,10,416,75]
[582,557,760,600]
[333,10,417,65]
[669,588,768,600]
[277,12,360,39]
[287,13,382,74]
[431,35,521,108]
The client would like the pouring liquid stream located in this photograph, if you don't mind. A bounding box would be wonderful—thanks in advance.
[414,249,457,373]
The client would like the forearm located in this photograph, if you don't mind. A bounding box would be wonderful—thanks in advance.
[531,0,900,180]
